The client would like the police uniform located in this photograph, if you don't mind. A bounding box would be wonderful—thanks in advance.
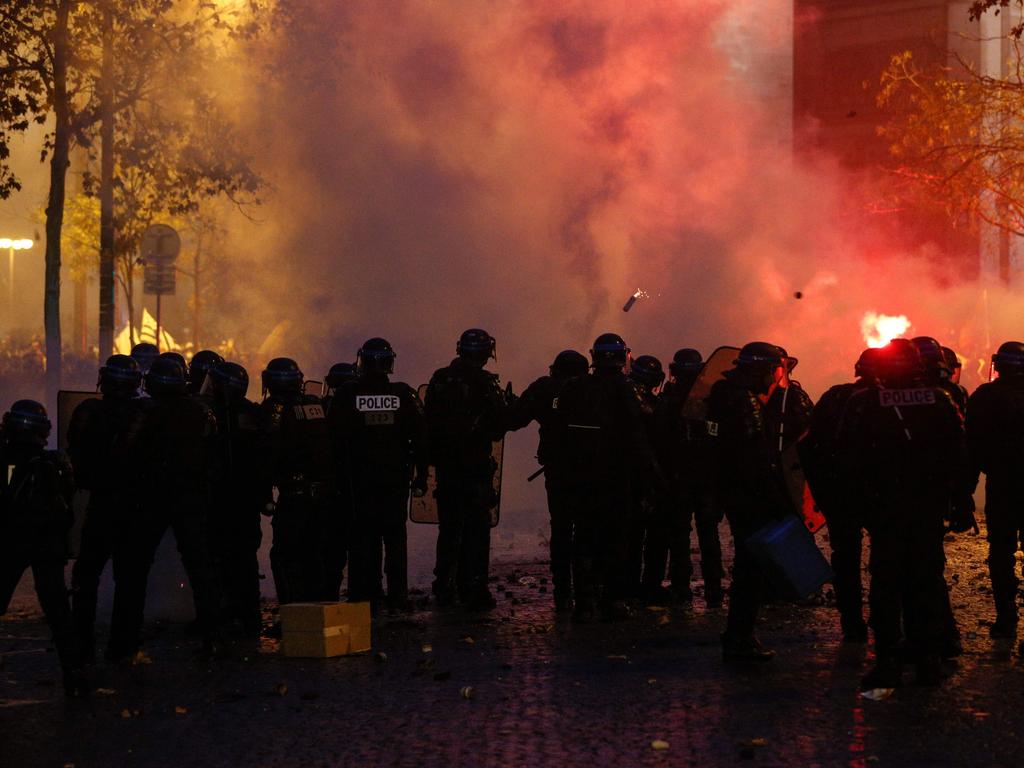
[0,439,81,680]
[506,373,577,608]
[109,393,222,658]
[650,377,723,605]
[208,393,269,634]
[424,357,507,608]
[967,374,1024,633]
[261,392,336,604]
[329,377,426,609]
[557,368,652,618]
[840,379,966,683]
[67,395,146,660]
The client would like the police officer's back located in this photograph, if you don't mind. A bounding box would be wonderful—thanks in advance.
[205,361,268,635]
[506,349,589,611]
[967,341,1024,637]
[0,400,86,695]
[66,355,145,661]
[108,357,221,659]
[424,328,508,609]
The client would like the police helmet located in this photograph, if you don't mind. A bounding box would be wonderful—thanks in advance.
[158,351,188,373]
[209,361,249,401]
[941,347,961,372]
[629,355,665,389]
[993,341,1024,376]
[130,342,159,374]
[261,357,303,397]
[854,348,881,380]
[357,337,396,376]
[668,348,703,379]
[98,354,142,398]
[590,333,630,370]
[734,342,786,370]
[144,356,187,398]
[189,350,224,391]
[456,328,496,366]
[911,336,950,377]
[325,362,359,389]
[1,399,51,447]
[550,350,589,380]
[876,339,923,384]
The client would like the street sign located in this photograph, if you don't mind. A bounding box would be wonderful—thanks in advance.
[140,223,181,264]
[144,261,176,295]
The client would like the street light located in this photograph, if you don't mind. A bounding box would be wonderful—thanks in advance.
[0,238,33,311]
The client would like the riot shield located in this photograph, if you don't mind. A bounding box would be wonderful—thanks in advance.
[680,346,740,421]
[303,380,323,398]
[57,390,101,558]
[409,383,504,527]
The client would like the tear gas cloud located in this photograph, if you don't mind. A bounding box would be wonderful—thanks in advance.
[223,0,1012,409]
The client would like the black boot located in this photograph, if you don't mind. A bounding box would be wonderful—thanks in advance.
[63,667,90,698]
[721,633,775,662]
[860,653,901,691]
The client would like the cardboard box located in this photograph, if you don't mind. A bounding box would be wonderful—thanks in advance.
[279,602,371,658]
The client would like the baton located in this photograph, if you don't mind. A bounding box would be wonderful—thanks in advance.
[527,466,546,482]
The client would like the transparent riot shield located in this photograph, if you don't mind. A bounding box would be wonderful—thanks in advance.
[57,390,101,558]
[680,346,740,421]
[303,380,323,398]
[409,383,503,527]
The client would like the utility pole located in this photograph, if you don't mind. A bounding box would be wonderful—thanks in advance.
[98,0,116,358]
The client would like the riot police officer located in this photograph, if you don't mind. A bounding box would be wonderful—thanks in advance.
[259,357,336,605]
[327,338,427,611]
[840,340,970,688]
[188,349,225,395]
[322,362,359,413]
[800,348,879,641]
[557,333,652,622]
[650,348,724,607]
[108,356,222,659]
[707,342,793,661]
[626,355,667,601]
[941,346,969,414]
[67,354,145,662]
[506,349,589,612]
[0,401,87,696]
[206,362,269,635]
[967,341,1024,638]
[424,329,510,610]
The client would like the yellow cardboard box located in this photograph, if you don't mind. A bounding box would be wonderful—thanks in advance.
[279,602,371,658]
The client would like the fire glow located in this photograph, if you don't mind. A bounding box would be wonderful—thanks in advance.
[861,312,911,348]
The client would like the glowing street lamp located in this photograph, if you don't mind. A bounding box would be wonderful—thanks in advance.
[0,238,33,310]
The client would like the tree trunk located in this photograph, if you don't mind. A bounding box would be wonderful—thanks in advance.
[43,0,72,404]
[98,0,116,359]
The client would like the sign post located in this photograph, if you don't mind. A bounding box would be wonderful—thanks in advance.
[140,224,180,351]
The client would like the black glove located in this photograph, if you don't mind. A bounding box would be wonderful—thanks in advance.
[948,493,978,534]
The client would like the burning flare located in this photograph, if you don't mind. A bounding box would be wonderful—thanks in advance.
[861,311,911,349]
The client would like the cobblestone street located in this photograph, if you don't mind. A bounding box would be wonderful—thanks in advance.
[2,520,1023,768]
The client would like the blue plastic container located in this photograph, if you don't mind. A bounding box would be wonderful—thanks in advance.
[745,515,834,600]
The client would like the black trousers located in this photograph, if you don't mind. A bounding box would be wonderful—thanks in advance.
[822,502,864,630]
[109,494,221,657]
[432,470,494,601]
[985,474,1023,620]
[866,501,947,656]
[545,482,574,600]
[71,491,121,657]
[347,485,409,604]
[644,481,723,596]
[571,483,631,608]
[270,493,332,605]
[210,495,263,629]
[0,550,79,671]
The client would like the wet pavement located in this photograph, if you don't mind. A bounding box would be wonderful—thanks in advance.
[2,520,1023,768]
